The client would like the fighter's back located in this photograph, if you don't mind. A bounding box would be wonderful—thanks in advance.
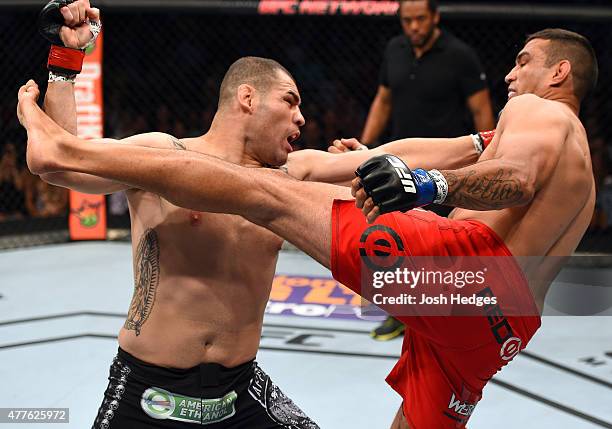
[451,94,595,308]
[118,138,284,369]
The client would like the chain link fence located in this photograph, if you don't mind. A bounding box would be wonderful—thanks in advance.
[1,2,611,251]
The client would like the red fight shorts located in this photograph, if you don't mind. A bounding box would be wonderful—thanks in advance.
[330,200,541,429]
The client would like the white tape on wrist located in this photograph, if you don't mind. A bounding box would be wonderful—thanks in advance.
[85,19,102,49]
[471,133,484,155]
[48,71,76,83]
[429,169,448,204]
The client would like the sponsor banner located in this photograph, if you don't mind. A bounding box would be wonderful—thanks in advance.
[267,274,384,321]
[257,0,399,15]
[69,33,106,241]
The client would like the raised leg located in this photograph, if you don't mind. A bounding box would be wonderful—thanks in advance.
[20,90,352,268]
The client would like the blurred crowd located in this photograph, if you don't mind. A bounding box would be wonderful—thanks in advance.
[1,5,611,241]
[0,141,68,221]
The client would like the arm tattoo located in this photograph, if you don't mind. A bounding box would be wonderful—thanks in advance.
[169,135,186,150]
[124,228,160,336]
[443,169,525,210]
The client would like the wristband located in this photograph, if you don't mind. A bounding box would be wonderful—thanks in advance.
[428,169,448,204]
[479,130,496,147]
[47,45,85,75]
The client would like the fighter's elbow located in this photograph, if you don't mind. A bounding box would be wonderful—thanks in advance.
[515,173,536,206]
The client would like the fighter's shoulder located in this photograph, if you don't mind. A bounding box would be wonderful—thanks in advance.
[121,132,186,150]
[501,94,569,129]
[284,149,316,180]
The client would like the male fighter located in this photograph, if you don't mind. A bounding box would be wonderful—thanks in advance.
[20,28,597,428]
[34,1,489,427]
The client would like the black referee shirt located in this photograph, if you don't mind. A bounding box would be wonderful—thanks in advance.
[380,30,487,139]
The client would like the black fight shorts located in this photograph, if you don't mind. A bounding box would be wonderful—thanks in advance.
[92,348,319,429]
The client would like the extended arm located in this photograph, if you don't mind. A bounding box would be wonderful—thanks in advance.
[287,135,482,185]
[352,95,567,222]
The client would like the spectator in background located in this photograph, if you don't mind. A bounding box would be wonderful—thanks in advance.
[24,174,68,218]
[0,143,26,221]
[361,0,495,341]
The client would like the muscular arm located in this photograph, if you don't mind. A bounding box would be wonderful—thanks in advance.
[361,85,391,146]
[441,95,567,210]
[441,160,530,209]
[287,135,480,185]
[467,88,495,132]
[44,82,76,133]
[37,4,125,194]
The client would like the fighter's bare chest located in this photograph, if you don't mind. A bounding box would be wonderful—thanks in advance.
[133,196,282,251]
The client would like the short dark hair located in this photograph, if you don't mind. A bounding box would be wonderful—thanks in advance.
[218,57,294,109]
[399,0,438,13]
[526,28,598,101]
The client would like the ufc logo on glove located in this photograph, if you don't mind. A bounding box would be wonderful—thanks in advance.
[388,157,417,194]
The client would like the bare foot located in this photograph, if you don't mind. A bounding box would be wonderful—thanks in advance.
[17,81,65,175]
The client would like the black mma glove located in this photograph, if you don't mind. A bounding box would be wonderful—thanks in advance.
[38,0,101,80]
[355,155,448,215]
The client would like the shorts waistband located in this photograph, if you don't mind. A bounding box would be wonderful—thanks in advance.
[117,347,254,388]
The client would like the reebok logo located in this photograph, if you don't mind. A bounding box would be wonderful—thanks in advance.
[447,393,476,417]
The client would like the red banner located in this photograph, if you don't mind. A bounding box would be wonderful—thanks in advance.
[69,33,106,241]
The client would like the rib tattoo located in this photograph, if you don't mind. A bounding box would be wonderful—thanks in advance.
[443,169,525,210]
[124,228,160,335]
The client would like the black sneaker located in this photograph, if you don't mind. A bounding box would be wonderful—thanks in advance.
[370,316,405,341]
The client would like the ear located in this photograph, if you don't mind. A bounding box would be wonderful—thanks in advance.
[432,11,440,26]
[237,84,255,113]
[551,60,572,87]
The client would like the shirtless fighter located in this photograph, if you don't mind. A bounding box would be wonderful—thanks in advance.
[20,28,597,427]
[32,1,490,427]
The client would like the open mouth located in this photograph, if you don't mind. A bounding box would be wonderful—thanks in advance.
[287,132,300,145]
